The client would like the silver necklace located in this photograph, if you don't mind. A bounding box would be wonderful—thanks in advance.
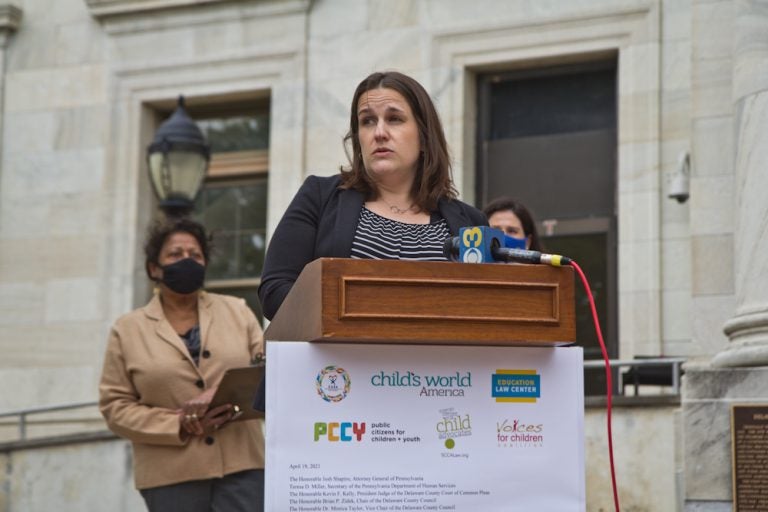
[382,199,416,215]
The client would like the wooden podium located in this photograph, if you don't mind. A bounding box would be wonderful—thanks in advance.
[264,259,584,511]
[265,258,575,346]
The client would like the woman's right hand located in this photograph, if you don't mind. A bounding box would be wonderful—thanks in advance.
[178,388,235,437]
[180,406,235,437]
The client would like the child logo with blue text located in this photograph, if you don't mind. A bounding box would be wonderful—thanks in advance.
[492,369,540,403]
[316,365,351,403]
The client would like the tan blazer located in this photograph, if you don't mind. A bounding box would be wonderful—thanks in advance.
[99,292,265,490]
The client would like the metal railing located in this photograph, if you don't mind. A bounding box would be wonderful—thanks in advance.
[0,401,99,441]
[0,357,686,442]
[583,357,686,395]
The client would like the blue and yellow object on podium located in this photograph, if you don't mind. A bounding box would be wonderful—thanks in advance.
[458,226,504,263]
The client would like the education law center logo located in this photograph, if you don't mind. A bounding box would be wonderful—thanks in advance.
[316,365,351,403]
[491,369,541,403]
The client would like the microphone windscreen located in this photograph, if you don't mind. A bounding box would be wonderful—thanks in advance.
[443,237,460,261]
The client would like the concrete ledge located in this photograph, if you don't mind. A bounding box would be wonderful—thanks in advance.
[85,0,230,19]
[85,0,311,23]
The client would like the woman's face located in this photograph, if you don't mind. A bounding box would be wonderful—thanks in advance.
[149,232,205,280]
[356,87,421,184]
[488,210,531,250]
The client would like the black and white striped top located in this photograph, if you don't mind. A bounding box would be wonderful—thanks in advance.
[350,207,451,261]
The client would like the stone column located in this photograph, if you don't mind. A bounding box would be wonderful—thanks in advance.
[712,1,768,368]
[682,3,768,510]
[0,4,21,175]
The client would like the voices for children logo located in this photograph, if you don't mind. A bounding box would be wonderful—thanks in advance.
[496,418,544,448]
[491,369,540,403]
[316,365,351,403]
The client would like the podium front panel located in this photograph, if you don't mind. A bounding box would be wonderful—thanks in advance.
[265,341,585,511]
[264,259,576,345]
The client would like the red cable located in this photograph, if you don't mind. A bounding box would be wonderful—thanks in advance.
[569,260,620,512]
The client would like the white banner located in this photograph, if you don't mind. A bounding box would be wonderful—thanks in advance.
[266,342,585,512]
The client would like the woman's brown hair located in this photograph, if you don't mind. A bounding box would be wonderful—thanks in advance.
[339,71,457,211]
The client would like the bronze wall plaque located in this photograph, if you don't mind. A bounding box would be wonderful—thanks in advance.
[732,405,768,511]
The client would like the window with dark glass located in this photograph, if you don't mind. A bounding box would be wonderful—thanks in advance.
[191,104,270,321]
[476,60,618,396]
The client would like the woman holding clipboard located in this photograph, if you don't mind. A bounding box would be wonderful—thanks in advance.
[99,218,265,512]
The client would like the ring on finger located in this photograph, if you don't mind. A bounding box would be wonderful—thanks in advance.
[190,413,198,421]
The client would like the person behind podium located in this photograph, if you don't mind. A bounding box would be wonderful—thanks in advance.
[258,70,487,319]
[483,196,544,252]
[99,218,265,512]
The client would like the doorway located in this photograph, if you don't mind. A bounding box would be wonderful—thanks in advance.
[476,59,618,395]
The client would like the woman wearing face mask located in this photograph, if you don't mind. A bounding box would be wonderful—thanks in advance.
[99,218,265,512]
[483,196,544,252]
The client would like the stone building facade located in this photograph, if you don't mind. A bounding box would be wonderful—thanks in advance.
[0,0,766,510]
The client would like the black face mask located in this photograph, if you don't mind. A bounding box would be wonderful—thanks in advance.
[160,258,206,295]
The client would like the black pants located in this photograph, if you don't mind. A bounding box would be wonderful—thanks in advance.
[140,469,264,512]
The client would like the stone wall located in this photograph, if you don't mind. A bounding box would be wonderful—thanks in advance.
[0,0,691,407]
[2,0,764,510]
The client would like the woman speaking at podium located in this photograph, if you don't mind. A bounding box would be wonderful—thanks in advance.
[259,71,487,319]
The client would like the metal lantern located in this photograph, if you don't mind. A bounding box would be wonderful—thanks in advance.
[147,96,210,217]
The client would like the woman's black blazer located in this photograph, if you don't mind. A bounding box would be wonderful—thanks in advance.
[257,174,488,319]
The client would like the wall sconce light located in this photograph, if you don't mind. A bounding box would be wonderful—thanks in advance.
[668,151,690,203]
[147,96,210,218]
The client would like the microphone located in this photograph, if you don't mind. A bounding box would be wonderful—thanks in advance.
[443,226,571,267]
